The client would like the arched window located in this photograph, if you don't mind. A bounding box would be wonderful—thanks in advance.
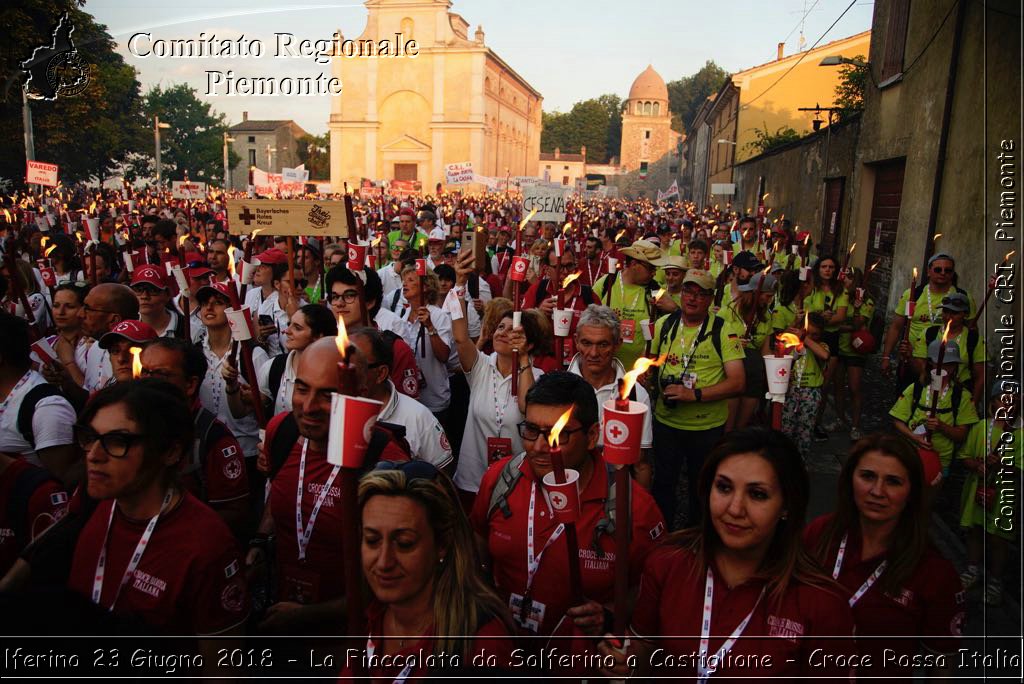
[485,77,491,91]
[653,102,660,116]
[400,17,414,40]
[643,101,652,116]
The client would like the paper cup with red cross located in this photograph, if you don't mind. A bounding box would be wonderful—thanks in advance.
[327,394,384,468]
[764,355,795,396]
[225,306,256,342]
[171,265,189,293]
[509,256,530,282]
[240,259,258,285]
[640,319,654,342]
[347,242,368,270]
[798,266,810,281]
[415,258,428,276]
[602,399,646,465]
[367,254,377,269]
[607,257,619,272]
[122,251,141,273]
[85,217,101,241]
[541,469,581,523]
[553,309,573,337]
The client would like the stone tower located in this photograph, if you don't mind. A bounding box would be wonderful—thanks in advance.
[618,65,680,193]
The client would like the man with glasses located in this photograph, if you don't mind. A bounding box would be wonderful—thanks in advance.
[130,265,181,338]
[882,252,975,377]
[470,372,664,640]
[911,292,987,401]
[650,269,745,528]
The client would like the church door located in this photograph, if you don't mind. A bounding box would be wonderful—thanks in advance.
[394,163,418,181]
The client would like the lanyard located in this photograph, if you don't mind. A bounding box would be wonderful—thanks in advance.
[295,439,341,562]
[491,359,510,433]
[697,567,764,683]
[793,350,809,389]
[93,489,173,610]
[525,482,565,595]
[832,535,888,607]
[677,316,710,377]
[617,276,642,315]
[924,287,939,323]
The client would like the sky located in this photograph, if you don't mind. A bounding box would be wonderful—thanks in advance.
[87,0,874,135]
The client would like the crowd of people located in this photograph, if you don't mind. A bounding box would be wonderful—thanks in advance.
[0,185,1017,680]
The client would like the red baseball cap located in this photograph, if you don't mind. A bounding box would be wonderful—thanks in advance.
[398,207,416,218]
[98,320,158,350]
[253,248,288,265]
[195,281,234,303]
[130,265,169,290]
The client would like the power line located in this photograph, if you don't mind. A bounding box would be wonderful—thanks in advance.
[901,0,959,77]
[781,0,823,46]
[742,0,858,109]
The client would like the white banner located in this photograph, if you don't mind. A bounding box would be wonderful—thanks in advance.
[473,173,499,190]
[522,183,568,222]
[171,181,207,199]
[445,162,475,186]
[26,161,59,187]
[282,165,309,183]
[658,179,680,202]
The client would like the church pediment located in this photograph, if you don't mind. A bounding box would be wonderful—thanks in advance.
[380,134,432,151]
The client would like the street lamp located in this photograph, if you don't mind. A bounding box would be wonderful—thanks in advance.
[154,116,171,188]
[819,56,868,68]
[716,139,737,145]
[223,132,236,190]
[265,143,277,171]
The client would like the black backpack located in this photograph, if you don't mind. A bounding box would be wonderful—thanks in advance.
[266,353,289,403]
[185,408,227,502]
[654,312,726,361]
[595,271,657,309]
[923,325,980,387]
[16,384,63,449]
[6,466,60,552]
[909,381,966,424]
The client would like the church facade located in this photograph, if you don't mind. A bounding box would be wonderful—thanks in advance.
[329,0,542,192]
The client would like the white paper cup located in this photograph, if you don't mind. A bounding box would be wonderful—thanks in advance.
[799,266,810,281]
[171,265,189,293]
[553,309,572,337]
[607,257,618,272]
[85,217,100,241]
[240,259,258,285]
[640,319,654,341]
[512,311,522,328]
[225,306,255,341]
[930,369,947,392]
[764,355,795,395]
[541,469,581,523]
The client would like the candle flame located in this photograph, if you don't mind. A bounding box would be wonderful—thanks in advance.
[371,234,382,247]
[1004,250,1016,263]
[44,244,57,257]
[847,242,857,255]
[562,222,573,236]
[561,272,581,289]
[803,235,810,246]
[518,208,538,229]
[940,319,952,345]
[615,229,627,242]
[178,234,187,248]
[778,332,802,352]
[912,267,918,280]
[933,233,942,242]
[621,353,667,401]
[227,256,236,278]
[40,236,49,250]
[869,260,880,272]
[651,287,665,301]
[89,201,96,215]
[1,209,10,223]
[548,406,575,449]
[762,193,769,201]
[250,228,264,239]
[335,315,349,359]
[804,310,809,331]
[130,347,142,379]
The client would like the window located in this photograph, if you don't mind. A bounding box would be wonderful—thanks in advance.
[564,165,569,171]
[880,0,910,82]
[669,165,678,174]
[653,102,660,116]
[562,176,569,185]
[248,149,256,167]
[247,136,255,143]
[545,165,551,170]
[645,130,651,139]
[643,102,652,116]
[639,161,649,174]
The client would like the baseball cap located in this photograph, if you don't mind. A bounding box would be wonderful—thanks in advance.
[98,320,158,350]
[927,338,962,364]
[940,292,970,312]
[682,269,716,292]
[418,210,436,223]
[733,250,764,271]
[195,281,234,303]
[130,265,168,290]
[620,240,669,267]
[183,257,215,280]
[253,247,288,265]
[927,252,955,267]
[398,207,415,218]
[738,272,778,293]
[662,255,687,271]
[428,227,446,242]
[390,215,401,225]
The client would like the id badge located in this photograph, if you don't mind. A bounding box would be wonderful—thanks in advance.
[509,592,546,633]
[620,319,636,344]
[486,437,513,465]
[681,373,697,390]
[282,564,321,605]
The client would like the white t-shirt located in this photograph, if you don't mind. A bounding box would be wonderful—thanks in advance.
[0,370,76,463]
[257,351,297,417]
[395,305,453,413]
[244,287,289,357]
[454,350,542,493]
[198,335,268,458]
[567,355,654,449]
[75,339,113,392]
[376,381,453,469]
[377,264,403,298]
[374,307,407,338]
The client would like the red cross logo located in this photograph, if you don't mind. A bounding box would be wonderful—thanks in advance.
[238,206,256,225]
[605,419,629,445]
[776,367,788,377]
[560,317,569,326]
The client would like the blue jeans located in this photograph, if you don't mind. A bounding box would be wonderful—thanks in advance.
[652,420,725,529]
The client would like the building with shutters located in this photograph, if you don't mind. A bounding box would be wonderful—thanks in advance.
[227,115,308,191]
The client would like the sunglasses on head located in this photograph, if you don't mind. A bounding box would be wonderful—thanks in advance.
[372,459,440,482]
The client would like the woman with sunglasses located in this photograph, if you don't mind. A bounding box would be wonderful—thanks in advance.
[337,461,516,680]
[68,380,249,637]
[599,427,855,679]
[805,434,963,679]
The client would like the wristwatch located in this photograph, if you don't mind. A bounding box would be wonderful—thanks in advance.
[427,328,439,337]
[693,388,703,402]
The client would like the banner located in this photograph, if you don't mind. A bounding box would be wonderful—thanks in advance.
[171,181,207,199]
[389,180,421,199]
[226,199,350,237]
[26,161,59,187]
[658,179,680,201]
[282,165,309,183]
[252,169,303,197]
[522,183,568,222]
[472,174,499,190]
[445,162,474,186]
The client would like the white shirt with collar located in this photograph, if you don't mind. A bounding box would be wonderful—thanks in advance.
[396,305,453,413]
[376,380,453,469]
[377,263,403,296]
[567,354,654,449]
[198,334,268,458]
[257,350,297,417]
[374,307,406,337]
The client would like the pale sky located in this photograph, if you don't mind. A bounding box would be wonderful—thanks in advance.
[86,0,874,135]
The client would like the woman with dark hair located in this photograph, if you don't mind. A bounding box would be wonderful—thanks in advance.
[599,427,855,679]
[47,234,84,285]
[67,380,248,636]
[399,266,453,420]
[337,461,515,679]
[35,281,89,382]
[806,255,848,438]
[718,272,776,431]
[836,266,876,441]
[805,434,963,679]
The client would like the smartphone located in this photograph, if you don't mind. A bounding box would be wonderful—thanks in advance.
[258,315,274,328]
[461,230,488,270]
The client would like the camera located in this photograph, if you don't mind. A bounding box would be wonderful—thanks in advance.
[660,374,682,409]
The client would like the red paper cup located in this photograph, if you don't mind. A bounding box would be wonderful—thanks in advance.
[553,238,566,257]
[541,469,581,523]
[367,254,377,269]
[39,266,56,288]
[509,256,529,282]
[225,306,256,341]
[602,399,646,465]
[917,447,943,487]
[31,337,59,364]
[327,394,384,468]
[347,243,367,270]
[415,258,428,276]
[724,250,732,266]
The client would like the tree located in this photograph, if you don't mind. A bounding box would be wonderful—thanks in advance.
[142,84,239,183]
[0,2,148,185]
[541,97,617,163]
[666,60,730,134]
[595,94,622,163]
[744,124,803,155]
[834,55,868,121]
[296,133,330,180]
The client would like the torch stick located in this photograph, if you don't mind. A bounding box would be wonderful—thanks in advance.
[612,381,632,635]
[927,321,953,420]
[287,236,296,288]
[3,252,41,338]
[547,409,584,608]
[181,294,192,342]
[897,268,918,380]
[226,280,266,427]
[771,338,786,431]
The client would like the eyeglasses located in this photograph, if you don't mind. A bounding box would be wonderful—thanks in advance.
[932,267,954,274]
[329,290,360,304]
[681,288,712,299]
[517,421,586,442]
[83,303,119,315]
[373,459,440,481]
[74,424,145,457]
[131,285,162,297]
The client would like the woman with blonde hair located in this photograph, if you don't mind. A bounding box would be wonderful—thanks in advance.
[475,297,513,355]
[341,461,515,680]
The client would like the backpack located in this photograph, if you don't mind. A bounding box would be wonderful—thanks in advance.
[910,381,965,425]
[7,465,59,551]
[486,453,623,557]
[596,271,657,309]
[924,325,979,388]
[912,282,967,302]
[655,312,726,362]
[266,353,290,403]
[16,383,63,450]
[185,408,223,502]
[266,412,414,481]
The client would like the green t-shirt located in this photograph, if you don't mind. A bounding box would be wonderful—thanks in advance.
[593,274,654,371]
[889,383,980,467]
[771,301,798,332]
[717,302,773,350]
[894,286,977,348]
[387,229,428,251]
[651,315,745,431]
[804,288,849,332]
[838,299,876,356]
[958,420,1022,536]
[791,343,829,388]
[911,325,987,384]
[709,260,726,279]
[772,252,803,271]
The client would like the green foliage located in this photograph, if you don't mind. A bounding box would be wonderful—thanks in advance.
[541,97,618,163]
[834,55,868,121]
[666,61,730,134]
[744,124,802,155]
[0,2,148,184]
[142,84,239,183]
[296,133,330,180]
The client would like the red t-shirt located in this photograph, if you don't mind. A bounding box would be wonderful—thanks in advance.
[180,417,249,505]
[470,453,665,637]
[803,514,965,679]
[0,458,67,575]
[336,599,517,682]
[68,492,249,635]
[631,544,857,679]
[520,280,592,368]
[389,336,422,399]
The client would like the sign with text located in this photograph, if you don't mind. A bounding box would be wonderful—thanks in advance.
[26,161,59,187]
[282,165,309,183]
[709,182,735,196]
[522,183,568,222]
[226,199,350,237]
[445,162,474,186]
[171,181,207,199]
